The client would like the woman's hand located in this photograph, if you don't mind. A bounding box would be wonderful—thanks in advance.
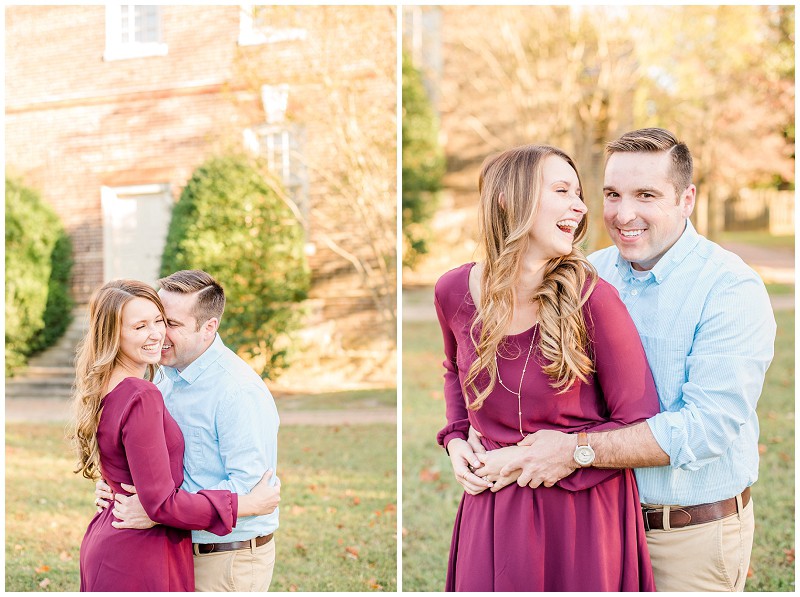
[474,446,524,493]
[447,438,493,495]
[238,470,281,517]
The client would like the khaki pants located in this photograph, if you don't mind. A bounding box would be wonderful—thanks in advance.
[193,537,276,592]
[645,497,754,592]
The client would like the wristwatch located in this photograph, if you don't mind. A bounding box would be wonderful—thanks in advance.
[573,432,595,467]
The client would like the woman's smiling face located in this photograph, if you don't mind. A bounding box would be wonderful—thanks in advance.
[526,154,587,261]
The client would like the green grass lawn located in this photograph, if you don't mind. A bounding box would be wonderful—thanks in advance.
[402,309,795,592]
[6,421,397,592]
[717,230,795,250]
[275,387,396,412]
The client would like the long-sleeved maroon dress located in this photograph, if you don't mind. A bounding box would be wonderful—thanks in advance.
[435,263,659,592]
[79,377,237,591]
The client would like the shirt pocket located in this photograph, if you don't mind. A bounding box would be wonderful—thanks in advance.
[639,335,688,410]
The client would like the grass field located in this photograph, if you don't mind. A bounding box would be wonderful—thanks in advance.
[402,309,795,592]
[717,230,795,250]
[5,391,396,592]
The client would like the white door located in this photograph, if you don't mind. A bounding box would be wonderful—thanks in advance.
[102,184,173,286]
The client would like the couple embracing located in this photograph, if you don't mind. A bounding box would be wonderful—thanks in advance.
[436,128,776,591]
[72,270,280,591]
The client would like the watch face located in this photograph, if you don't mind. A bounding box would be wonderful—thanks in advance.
[574,445,595,466]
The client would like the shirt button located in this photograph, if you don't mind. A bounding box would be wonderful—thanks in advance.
[631,289,638,296]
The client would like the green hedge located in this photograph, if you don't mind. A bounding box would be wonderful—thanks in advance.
[160,154,310,378]
[5,177,74,375]
[402,51,445,268]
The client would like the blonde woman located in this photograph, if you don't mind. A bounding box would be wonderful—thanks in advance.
[434,145,658,591]
[72,280,276,591]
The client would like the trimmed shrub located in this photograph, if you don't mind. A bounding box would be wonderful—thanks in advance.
[402,51,445,268]
[29,231,74,354]
[5,177,74,375]
[160,154,310,378]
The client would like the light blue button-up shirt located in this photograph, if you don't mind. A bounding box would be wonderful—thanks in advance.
[156,334,280,543]
[589,220,775,506]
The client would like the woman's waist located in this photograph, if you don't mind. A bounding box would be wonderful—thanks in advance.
[473,422,595,450]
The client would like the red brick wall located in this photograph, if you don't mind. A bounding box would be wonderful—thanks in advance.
[6,6,396,351]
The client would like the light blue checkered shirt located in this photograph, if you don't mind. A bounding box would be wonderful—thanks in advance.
[589,220,775,506]
[156,334,280,543]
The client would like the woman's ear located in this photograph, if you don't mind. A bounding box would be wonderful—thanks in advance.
[498,192,506,211]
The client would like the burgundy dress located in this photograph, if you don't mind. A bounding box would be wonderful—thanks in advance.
[79,377,237,592]
[435,263,659,592]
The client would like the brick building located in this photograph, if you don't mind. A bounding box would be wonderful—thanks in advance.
[6,5,397,385]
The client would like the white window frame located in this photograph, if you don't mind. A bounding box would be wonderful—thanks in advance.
[238,4,307,46]
[104,5,168,62]
[243,123,309,222]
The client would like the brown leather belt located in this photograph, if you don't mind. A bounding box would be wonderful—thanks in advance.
[642,487,750,531]
[193,533,273,554]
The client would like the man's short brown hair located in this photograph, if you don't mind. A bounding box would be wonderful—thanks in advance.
[606,128,693,199]
[158,270,225,330]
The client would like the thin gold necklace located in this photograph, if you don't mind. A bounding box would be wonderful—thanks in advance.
[495,326,537,440]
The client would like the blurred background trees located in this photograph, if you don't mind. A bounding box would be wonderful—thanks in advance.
[402,51,445,268]
[403,5,794,276]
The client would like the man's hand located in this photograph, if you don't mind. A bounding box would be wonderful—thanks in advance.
[238,470,281,517]
[499,429,579,488]
[447,438,493,495]
[94,479,114,513]
[110,484,156,530]
[473,446,524,493]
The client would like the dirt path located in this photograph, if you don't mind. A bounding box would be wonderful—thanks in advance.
[5,399,396,425]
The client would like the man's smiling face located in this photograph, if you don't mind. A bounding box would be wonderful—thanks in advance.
[158,289,210,371]
[603,151,695,271]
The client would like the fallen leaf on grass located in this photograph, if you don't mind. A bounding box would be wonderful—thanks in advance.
[337,538,344,545]
[402,527,409,537]
[34,565,50,574]
[758,444,767,455]
[768,436,784,444]
[367,578,384,590]
[352,496,361,506]
[288,584,298,592]
[784,548,795,564]
[39,579,51,589]
[59,551,73,562]
[289,505,306,515]
[384,503,396,513]
[747,565,755,578]
[14,544,23,551]
[327,507,337,514]
[419,468,441,482]
[429,391,443,401]
[345,545,360,559]
[294,542,307,554]
[779,452,791,462]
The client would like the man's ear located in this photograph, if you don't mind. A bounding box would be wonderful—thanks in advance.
[202,317,219,340]
[680,184,696,218]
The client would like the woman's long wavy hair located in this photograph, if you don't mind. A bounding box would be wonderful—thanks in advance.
[69,280,166,480]
[465,145,597,410]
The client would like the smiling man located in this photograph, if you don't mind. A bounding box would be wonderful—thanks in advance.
[96,270,280,591]
[478,128,776,591]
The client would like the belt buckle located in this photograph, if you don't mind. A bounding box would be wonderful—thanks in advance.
[641,508,655,531]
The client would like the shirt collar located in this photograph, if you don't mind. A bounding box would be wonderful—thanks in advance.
[615,219,700,284]
[163,333,226,385]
